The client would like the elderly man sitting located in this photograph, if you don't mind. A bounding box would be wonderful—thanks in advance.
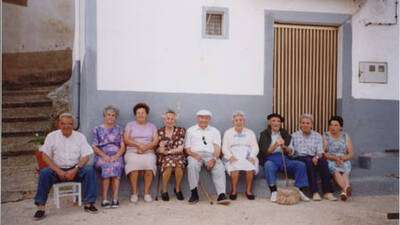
[291,114,337,201]
[33,113,98,220]
[185,110,229,204]
[258,113,310,202]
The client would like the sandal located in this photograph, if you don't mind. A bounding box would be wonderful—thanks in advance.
[346,186,352,198]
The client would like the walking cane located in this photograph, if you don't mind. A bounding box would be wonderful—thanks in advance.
[155,166,161,201]
[198,180,214,205]
[275,150,300,205]
[155,138,168,201]
[198,166,230,206]
[281,151,290,187]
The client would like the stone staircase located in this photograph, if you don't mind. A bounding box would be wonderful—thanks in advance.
[1,50,72,203]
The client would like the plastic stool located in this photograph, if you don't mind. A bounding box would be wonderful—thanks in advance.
[53,182,82,208]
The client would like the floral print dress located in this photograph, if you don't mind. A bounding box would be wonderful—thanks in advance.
[157,127,186,172]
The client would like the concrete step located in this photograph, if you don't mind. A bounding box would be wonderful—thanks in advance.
[2,94,52,108]
[2,86,57,96]
[356,151,399,177]
[1,155,38,203]
[3,69,71,90]
[2,106,53,122]
[1,136,40,156]
[2,50,72,90]
[2,120,53,137]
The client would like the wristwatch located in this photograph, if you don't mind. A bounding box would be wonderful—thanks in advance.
[75,165,81,169]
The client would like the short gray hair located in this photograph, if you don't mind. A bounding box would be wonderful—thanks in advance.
[232,110,246,119]
[300,113,314,123]
[162,109,177,118]
[59,112,75,121]
[103,105,119,117]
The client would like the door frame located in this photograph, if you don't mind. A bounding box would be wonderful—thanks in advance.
[264,10,352,126]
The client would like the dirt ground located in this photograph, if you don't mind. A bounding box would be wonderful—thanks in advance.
[1,194,398,225]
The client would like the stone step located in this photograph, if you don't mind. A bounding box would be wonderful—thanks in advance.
[2,50,72,91]
[3,70,71,90]
[2,106,53,122]
[1,136,41,156]
[2,94,52,108]
[2,86,58,96]
[2,121,53,137]
[1,155,38,203]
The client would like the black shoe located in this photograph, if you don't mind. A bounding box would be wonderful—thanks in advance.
[161,192,169,201]
[229,193,237,200]
[217,193,228,202]
[174,189,184,201]
[33,210,45,220]
[111,200,119,208]
[84,204,98,214]
[245,193,255,200]
[188,188,199,204]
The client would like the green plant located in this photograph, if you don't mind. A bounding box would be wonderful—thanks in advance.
[30,112,59,147]
[30,133,46,146]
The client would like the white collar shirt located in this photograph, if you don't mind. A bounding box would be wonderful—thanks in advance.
[40,130,93,168]
[185,124,221,154]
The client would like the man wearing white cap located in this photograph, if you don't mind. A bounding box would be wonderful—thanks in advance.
[185,109,228,204]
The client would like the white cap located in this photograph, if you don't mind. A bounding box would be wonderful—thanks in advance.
[196,109,212,117]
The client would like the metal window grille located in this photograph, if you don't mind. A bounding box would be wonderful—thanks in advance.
[206,13,223,36]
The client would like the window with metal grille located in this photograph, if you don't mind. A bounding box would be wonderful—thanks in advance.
[202,7,229,39]
[206,13,223,35]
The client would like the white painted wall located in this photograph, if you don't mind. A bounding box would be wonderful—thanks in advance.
[351,0,399,100]
[97,0,354,96]
[2,0,74,53]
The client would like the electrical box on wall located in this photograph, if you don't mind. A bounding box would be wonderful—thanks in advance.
[359,62,388,83]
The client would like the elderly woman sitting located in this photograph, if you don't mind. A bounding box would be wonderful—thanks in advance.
[222,111,259,200]
[124,103,159,203]
[323,116,353,201]
[92,105,125,208]
[157,110,186,201]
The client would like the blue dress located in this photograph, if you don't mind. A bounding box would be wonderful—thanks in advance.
[324,132,351,174]
[92,125,124,178]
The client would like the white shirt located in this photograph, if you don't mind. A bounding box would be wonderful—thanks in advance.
[222,127,259,160]
[40,130,93,168]
[270,131,284,153]
[185,125,221,154]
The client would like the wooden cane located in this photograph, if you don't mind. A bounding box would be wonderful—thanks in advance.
[199,168,230,206]
[155,138,168,201]
[281,151,289,187]
[155,166,161,201]
[198,181,214,205]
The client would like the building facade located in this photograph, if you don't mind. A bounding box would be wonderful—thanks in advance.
[74,0,399,156]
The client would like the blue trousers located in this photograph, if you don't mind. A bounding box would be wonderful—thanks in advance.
[263,153,308,188]
[34,166,98,205]
[296,156,333,194]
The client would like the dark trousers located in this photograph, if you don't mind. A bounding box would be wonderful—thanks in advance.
[296,156,333,194]
[34,166,97,205]
[263,153,308,188]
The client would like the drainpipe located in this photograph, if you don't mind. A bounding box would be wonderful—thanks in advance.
[74,60,81,130]
[73,0,85,130]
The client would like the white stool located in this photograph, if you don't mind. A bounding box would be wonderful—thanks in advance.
[53,182,82,209]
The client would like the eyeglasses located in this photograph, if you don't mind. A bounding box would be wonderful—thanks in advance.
[202,136,207,145]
